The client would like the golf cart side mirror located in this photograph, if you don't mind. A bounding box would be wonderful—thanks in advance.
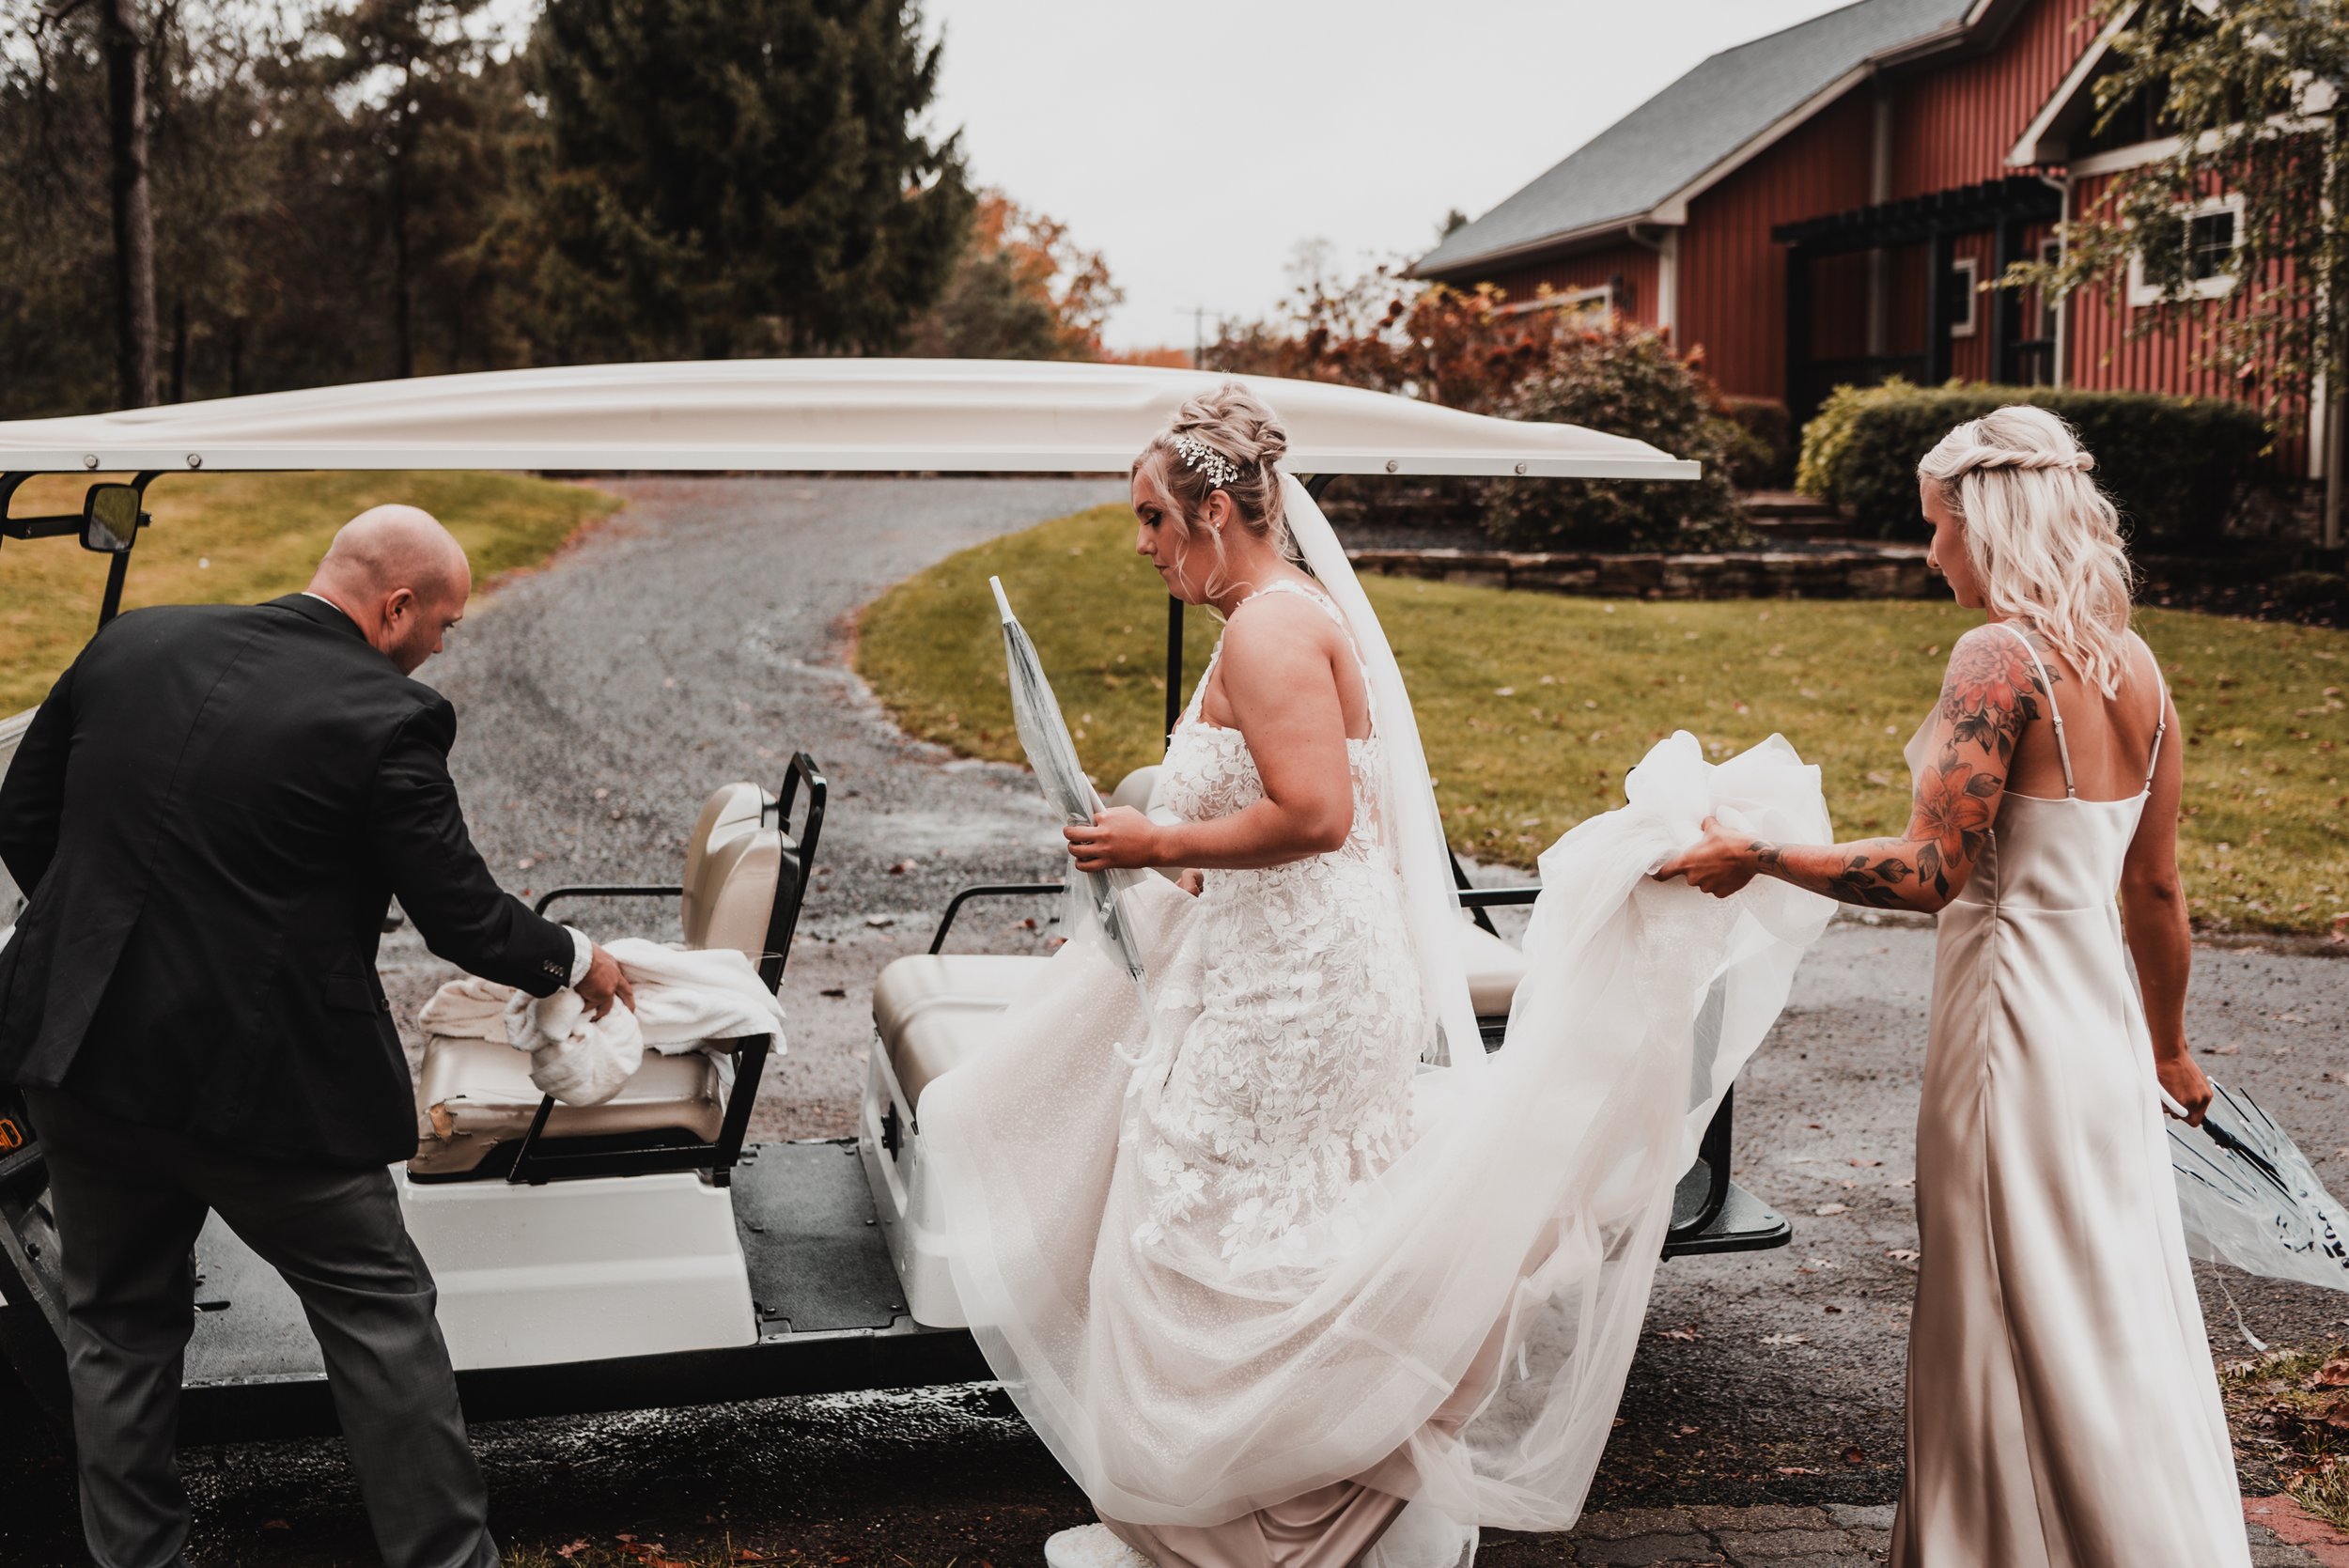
[80,484,141,554]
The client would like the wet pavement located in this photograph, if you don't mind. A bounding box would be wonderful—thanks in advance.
[4,478,2347,1565]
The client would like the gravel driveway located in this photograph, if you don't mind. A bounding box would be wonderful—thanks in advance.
[4,476,2344,1566]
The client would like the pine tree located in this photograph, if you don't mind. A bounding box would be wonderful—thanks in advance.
[530,0,972,360]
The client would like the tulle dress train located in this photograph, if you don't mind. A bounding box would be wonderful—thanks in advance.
[921,579,1837,1567]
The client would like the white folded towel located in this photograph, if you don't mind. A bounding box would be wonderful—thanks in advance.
[416,938,787,1108]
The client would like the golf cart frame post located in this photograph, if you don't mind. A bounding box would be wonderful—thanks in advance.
[0,360,1778,1440]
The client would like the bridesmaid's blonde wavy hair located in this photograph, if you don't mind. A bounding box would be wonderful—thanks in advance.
[1917,405,2137,695]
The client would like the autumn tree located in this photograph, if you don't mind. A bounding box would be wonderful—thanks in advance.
[530,0,972,360]
[907,190,1122,360]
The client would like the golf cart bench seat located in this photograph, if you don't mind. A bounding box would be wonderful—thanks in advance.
[412,768,823,1181]
[872,923,1528,1117]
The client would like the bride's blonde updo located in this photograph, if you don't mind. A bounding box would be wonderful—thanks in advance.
[1917,405,2137,695]
[1134,381,1292,601]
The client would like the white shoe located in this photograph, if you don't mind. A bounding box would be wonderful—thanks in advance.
[1043,1523,1154,1568]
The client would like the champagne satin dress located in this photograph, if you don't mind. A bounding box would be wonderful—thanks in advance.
[1892,626,2248,1567]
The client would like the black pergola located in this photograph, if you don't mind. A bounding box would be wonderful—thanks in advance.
[1772,175,2065,413]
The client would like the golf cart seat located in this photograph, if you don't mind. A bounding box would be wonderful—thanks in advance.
[411,758,826,1183]
[869,919,1525,1126]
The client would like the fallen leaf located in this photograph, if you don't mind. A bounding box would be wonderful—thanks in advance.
[2315,1356,2349,1389]
[262,1520,290,1531]
[819,986,846,998]
[1677,1423,1700,1436]
[1660,1326,1702,1342]
[1762,1332,1809,1346]
[556,1544,589,1561]
[1848,1157,1882,1168]
[1776,1465,1823,1475]
[888,860,914,875]
[864,913,896,927]
[1843,1444,1868,1464]
[1887,1248,1921,1262]
[1824,1303,1844,1313]
[1814,1203,1849,1217]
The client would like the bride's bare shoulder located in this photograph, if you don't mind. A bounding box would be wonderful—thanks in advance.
[1219,589,1345,674]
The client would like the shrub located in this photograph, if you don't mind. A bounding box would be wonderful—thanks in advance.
[1481,328,1746,551]
[1718,396,1794,490]
[1797,381,2274,548]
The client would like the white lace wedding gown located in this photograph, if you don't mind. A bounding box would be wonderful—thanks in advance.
[922,482,1837,1568]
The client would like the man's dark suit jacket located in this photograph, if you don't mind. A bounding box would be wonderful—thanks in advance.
[0,594,575,1168]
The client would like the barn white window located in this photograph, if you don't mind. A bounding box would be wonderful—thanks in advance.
[1506,283,1614,323]
[2127,194,2243,305]
[1947,256,1980,339]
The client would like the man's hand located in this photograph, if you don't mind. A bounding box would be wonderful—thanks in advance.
[577,943,635,1020]
[1065,806,1168,873]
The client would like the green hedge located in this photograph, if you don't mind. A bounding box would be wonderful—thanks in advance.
[1796,381,2274,547]
[1718,395,1795,490]
[1482,329,1747,551]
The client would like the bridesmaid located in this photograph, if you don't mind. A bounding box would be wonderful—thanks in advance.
[1657,406,2248,1567]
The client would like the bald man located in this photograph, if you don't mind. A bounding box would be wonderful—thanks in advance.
[0,505,623,1568]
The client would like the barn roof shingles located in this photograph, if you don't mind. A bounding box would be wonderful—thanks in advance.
[1416,0,1975,277]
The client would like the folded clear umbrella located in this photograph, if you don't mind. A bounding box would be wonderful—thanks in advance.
[2166,1080,2349,1292]
[989,577,1161,1062]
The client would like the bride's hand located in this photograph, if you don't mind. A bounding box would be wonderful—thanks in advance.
[1652,816,1759,897]
[1065,806,1167,872]
[1175,869,1205,896]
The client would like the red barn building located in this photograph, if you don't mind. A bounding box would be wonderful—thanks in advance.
[1413,0,2326,479]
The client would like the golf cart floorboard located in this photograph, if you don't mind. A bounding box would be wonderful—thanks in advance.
[175,1139,987,1444]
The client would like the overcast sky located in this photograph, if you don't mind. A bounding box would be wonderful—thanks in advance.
[922,0,1859,351]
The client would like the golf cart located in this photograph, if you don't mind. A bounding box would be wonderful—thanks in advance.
[0,360,1789,1440]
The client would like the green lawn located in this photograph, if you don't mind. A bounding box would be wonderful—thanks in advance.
[856,505,2349,937]
[1,470,620,714]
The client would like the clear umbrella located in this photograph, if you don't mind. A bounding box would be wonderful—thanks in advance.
[2166,1081,2349,1293]
[990,578,1162,1064]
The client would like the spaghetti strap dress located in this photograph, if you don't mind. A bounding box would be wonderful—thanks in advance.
[1892,625,2249,1567]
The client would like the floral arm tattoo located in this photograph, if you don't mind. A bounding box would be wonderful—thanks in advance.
[1746,629,2052,911]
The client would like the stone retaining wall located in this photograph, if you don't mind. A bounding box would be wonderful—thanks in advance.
[1346,544,1937,600]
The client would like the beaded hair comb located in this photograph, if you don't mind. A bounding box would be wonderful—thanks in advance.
[1172,433,1243,489]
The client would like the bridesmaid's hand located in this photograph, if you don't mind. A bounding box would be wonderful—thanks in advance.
[1175,869,1205,897]
[1065,806,1167,873]
[2155,1051,2212,1126]
[1653,816,1760,898]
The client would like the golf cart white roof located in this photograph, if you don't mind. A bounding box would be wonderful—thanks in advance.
[0,359,1699,481]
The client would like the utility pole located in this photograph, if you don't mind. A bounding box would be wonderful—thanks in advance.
[1174,304,1209,366]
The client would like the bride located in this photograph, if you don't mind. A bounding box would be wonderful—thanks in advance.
[920,383,1835,1568]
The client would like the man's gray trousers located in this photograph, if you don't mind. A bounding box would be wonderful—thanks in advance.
[25,1089,497,1568]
